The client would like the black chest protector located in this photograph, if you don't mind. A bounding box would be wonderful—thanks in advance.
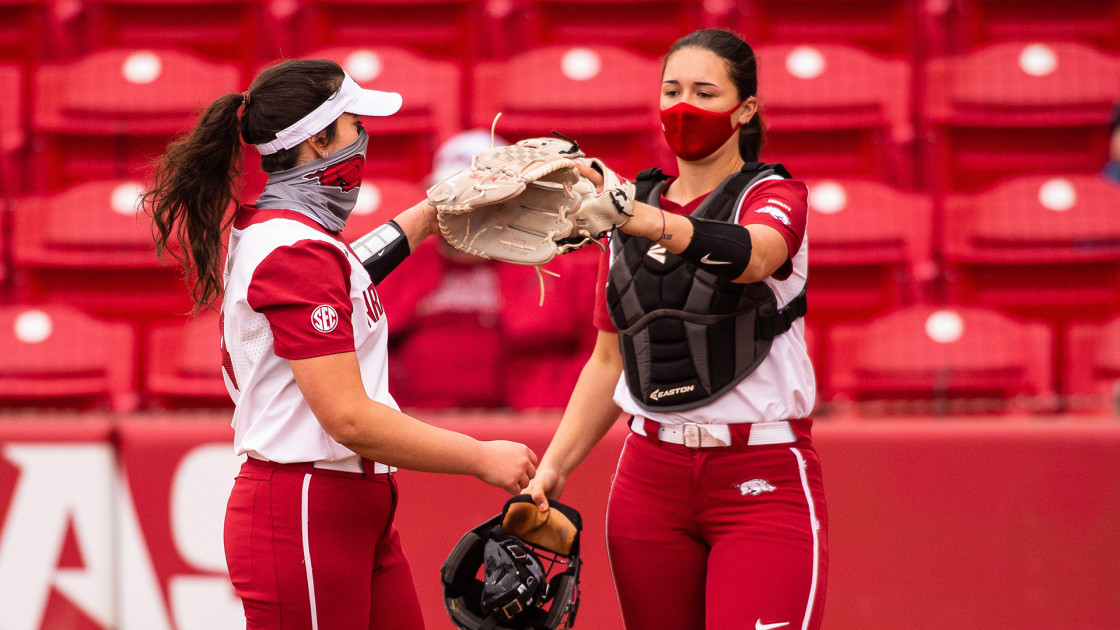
[606,162,807,412]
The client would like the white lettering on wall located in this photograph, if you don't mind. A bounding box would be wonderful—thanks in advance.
[0,445,118,630]
[169,445,245,630]
[0,442,246,630]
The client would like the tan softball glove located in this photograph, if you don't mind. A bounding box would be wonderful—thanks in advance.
[426,136,585,266]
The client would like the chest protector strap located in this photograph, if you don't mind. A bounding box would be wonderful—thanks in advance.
[607,163,805,412]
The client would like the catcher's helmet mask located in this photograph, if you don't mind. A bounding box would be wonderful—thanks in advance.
[442,496,583,630]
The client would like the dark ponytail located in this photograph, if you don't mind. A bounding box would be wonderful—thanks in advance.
[143,58,345,314]
[667,29,766,162]
[144,93,243,314]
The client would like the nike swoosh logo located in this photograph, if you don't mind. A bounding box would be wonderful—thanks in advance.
[700,253,732,265]
[756,622,790,630]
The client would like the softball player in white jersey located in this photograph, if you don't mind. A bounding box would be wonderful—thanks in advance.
[143,58,537,630]
[529,29,828,630]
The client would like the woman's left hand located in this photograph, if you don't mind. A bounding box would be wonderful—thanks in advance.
[525,467,566,511]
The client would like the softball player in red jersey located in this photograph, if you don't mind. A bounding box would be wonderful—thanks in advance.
[143,58,537,630]
[529,29,827,630]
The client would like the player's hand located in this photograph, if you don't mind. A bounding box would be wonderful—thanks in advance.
[525,467,566,511]
[421,199,440,238]
[476,440,538,495]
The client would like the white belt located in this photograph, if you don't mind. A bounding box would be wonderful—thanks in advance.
[248,453,395,475]
[631,417,796,448]
[315,458,396,475]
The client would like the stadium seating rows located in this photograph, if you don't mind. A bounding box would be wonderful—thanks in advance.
[0,2,1118,413]
[2,171,1117,412]
[922,40,1120,194]
[3,38,1115,195]
[6,298,1117,414]
[2,0,1119,68]
[5,38,1116,192]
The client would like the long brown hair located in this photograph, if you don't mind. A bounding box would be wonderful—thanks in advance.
[665,29,766,162]
[143,59,345,313]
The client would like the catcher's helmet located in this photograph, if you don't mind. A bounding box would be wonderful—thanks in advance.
[442,496,582,630]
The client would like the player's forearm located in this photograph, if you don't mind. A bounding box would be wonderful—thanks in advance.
[540,333,624,478]
[392,199,438,252]
[619,201,787,283]
[352,220,411,285]
[330,402,492,476]
[619,201,693,251]
[351,200,438,285]
[291,352,487,476]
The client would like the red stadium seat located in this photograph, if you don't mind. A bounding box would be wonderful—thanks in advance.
[923,41,1120,193]
[939,173,1120,396]
[70,0,260,71]
[0,303,138,410]
[0,61,11,288]
[471,45,664,179]
[0,62,24,199]
[0,64,16,286]
[292,0,481,63]
[753,43,915,187]
[10,178,191,321]
[145,310,232,408]
[509,0,701,58]
[805,178,933,325]
[825,304,1055,413]
[938,0,1120,55]
[293,46,462,184]
[0,0,47,64]
[31,49,241,191]
[1064,315,1120,412]
[733,0,920,57]
[940,174,1120,324]
[0,203,8,294]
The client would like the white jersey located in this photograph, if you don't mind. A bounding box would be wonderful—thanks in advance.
[221,206,395,465]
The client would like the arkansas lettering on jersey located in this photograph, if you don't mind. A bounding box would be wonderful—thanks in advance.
[220,206,398,464]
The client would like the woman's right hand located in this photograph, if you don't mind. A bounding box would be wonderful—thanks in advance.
[525,466,566,511]
[476,440,538,495]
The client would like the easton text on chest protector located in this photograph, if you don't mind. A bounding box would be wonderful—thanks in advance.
[606,162,807,412]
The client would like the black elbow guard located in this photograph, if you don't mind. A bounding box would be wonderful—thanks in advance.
[351,220,411,285]
[679,215,752,279]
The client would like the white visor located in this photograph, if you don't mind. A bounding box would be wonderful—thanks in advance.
[254,72,402,155]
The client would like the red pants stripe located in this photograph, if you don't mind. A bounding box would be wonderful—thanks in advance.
[606,430,828,630]
[224,458,425,630]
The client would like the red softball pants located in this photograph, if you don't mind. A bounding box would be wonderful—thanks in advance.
[606,425,828,630]
[223,457,425,630]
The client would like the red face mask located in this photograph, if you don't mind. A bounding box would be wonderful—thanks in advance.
[659,101,744,161]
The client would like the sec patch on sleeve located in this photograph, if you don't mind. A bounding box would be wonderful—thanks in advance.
[311,305,339,333]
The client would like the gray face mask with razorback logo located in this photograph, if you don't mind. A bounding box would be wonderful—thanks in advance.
[255,128,369,233]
